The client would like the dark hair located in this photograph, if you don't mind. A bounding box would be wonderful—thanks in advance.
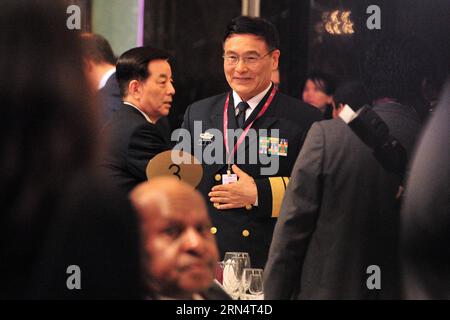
[305,71,336,96]
[116,46,170,97]
[303,71,336,119]
[80,33,117,65]
[223,16,280,50]
[333,80,369,112]
[362,35,436,104]
[0,0,99,272]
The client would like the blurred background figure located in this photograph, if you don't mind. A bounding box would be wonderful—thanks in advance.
[0,0,142,299]
[130,177,230,300]
[302,71,336,119]
[331,80,369,118]
[401,81,450,299]
[80,32,121,124]
[264,35,432,300]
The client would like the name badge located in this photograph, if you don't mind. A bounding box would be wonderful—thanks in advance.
[222,173,238,185]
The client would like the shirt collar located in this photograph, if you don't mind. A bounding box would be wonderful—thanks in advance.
[123,101,154,124]
[98,68,116,89]
[232,82,272,112]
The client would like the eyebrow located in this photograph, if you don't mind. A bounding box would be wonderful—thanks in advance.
[225,50,260,56]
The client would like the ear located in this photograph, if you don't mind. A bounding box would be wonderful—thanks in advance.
[327,95,333,104]
[271,49,281,71]
[128,80,141,99]
[83,58,93,72]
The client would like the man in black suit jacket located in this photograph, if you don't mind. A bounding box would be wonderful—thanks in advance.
[264,36,430,299]
[101,46,175,194]
[178,16,322,268]
[81,33,173,136]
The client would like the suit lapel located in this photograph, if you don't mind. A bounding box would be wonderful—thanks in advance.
[206,94,231,174]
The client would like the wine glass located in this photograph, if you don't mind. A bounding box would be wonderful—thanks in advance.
[241,268,264,300]
[223,252,251,268]
[222,252,251,299]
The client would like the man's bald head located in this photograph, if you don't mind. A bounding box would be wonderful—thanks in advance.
[130,177,219,299]
[131,177,206,221]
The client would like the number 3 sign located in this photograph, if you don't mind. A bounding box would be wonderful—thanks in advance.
[146,150,203,187]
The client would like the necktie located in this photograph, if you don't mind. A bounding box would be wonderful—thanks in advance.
[236,101,250,128]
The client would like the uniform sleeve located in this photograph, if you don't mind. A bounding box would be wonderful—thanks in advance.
[254,110,321,219]
[264,122,325,299]
[254,176,290,218]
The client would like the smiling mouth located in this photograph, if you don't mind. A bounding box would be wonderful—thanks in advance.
[234,77,252,82]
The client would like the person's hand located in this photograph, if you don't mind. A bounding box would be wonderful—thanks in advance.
[208,165,257,210]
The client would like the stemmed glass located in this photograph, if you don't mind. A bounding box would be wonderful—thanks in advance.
[222,252,251,299]
[223,252,251,268]
[241,268,264,300]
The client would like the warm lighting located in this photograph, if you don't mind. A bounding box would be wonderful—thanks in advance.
[322,10,354,35]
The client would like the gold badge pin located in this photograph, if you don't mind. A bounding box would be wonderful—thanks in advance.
[242,229,250,237]
[214,174,222,182]
[210,227,217,234]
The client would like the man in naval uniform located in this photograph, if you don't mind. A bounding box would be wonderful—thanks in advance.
[179,16,322,268]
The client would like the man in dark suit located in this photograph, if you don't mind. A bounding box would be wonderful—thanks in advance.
[178,16,322,268]
[81,33,173,137]
[101,46,175,194]
[80,33,121,124]
[264,36,431,299]
[130,177,230,300]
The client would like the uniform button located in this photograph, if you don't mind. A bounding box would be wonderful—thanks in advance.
[214,174,222,182]
[210,227,217,234]
[245,204,252,210]
[242,229,250,237]
[213,203,220,208]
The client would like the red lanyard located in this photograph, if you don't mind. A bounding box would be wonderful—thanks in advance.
[223,86,277,167]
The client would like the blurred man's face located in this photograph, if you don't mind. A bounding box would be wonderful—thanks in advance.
[137,59,175,122]
[223,34,279,101]
[143,197,219,298]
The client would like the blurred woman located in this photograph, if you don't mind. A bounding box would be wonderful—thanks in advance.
[302,71,336,119]
[0,0,142,299]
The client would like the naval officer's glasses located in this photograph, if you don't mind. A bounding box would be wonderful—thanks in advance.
[223,49,274,66]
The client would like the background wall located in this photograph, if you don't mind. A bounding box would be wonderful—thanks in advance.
[82,0,449,131]
[92,0,139,57]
